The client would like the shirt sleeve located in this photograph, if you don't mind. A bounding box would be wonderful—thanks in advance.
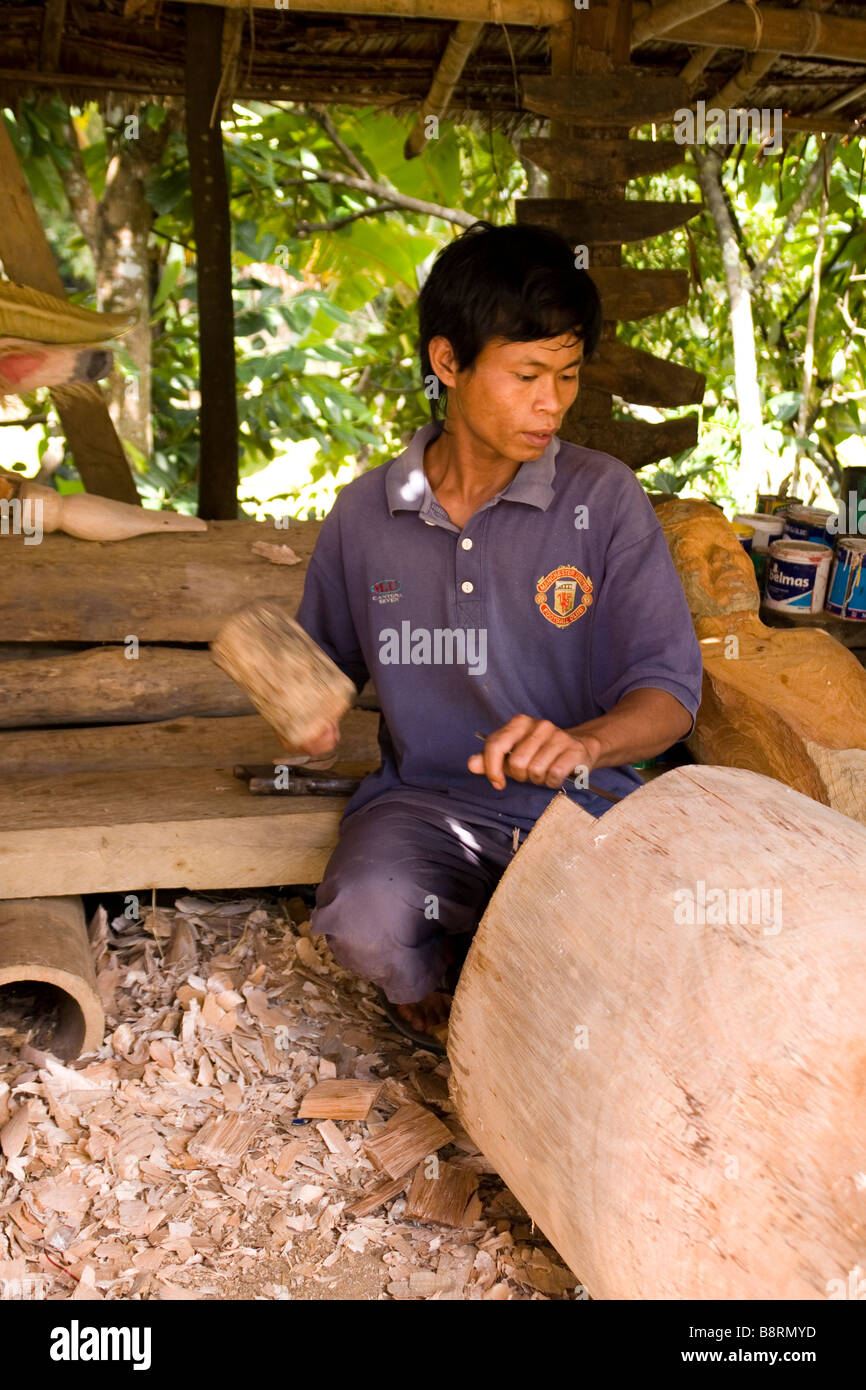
[588,480,703,736]
[295,497,370,695]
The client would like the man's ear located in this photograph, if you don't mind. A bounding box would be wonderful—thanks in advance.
[427,335,459,390]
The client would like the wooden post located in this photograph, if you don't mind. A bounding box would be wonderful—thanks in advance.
[0,119,139,504]
[185,2,240,520]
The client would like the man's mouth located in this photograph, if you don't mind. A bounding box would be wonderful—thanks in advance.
[523,430,554,446]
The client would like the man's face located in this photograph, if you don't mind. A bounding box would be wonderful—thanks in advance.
[429,331,583,462]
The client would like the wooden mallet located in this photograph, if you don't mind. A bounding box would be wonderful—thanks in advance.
[211,601,356,753]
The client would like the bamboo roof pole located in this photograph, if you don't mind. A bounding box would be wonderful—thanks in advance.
[182,0,572,24]
[631,3,866,64]
[680,47,720,90]
[404,20,484,159]
[632,0,730,48]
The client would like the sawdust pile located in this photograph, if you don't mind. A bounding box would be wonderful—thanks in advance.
[0,895,579,1301]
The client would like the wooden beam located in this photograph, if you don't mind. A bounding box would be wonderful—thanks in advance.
[0,765,349,897]
[1,520,318,643]
[0,119,138,504]
[583,341,706,407]
[39,0,67,70]
[517,196,702,244]
[522,74,691,127]
[632,3,866,64]
[181,0,571,24]
[632,0,730,47]
[586,267,691,321]
[185,3,239,520]
[520,136,686,184]
[404,20,483,159]
[561,411,699,469]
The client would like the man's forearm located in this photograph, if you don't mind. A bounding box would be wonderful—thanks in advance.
[568,688,694,769]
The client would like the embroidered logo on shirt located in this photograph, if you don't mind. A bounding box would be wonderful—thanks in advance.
[535,565,593,627]
[370,578,402,604]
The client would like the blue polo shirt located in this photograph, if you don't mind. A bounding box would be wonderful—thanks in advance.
[296,419,702,831]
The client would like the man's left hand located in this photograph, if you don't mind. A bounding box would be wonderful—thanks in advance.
[467,715,600,791]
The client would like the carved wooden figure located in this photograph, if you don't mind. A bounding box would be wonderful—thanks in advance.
[654,498,866,824]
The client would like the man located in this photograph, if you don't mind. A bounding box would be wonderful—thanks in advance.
[292,221,702,1047]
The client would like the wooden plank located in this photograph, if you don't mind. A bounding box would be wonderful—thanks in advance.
[521,136,687,184]
[0,709,381,777]
[1,520,318,642]
[449,767,866,1298]
[364,1103,453,1181]
[403,1160,479,1227]
[350,1174,408,1218]
[522,74,691,126]
[0,119,137,504]
[563,411,699,469]
[0,765,348,897]
[586,268,691,321]
[298,1079,383,1120]
[583,341,705,407]
[517,196,702,245]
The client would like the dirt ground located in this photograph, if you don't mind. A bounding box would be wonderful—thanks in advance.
[0,892,579,1301]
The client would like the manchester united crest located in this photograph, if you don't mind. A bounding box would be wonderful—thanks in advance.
[535,564,593,627]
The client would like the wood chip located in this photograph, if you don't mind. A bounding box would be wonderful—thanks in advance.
[298,1079,381,1121]
[0,1102,30,1159]
[364,1103,452,1181]
[350,1175,408,1218]
[315,1120,355,1165]
[403,1160,479,1228]
[186,1113,263,1169]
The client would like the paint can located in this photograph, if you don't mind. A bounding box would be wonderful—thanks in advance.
[732,521,755,554]
[733,512,784,552]
[782,504,835,548]
[825,537,866,621]
[756,494,799,516]
[764,539,832,614]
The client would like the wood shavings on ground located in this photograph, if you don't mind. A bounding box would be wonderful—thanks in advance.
[0,894,578,1301]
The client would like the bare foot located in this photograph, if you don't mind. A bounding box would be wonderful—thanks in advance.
[396,990,452,1036]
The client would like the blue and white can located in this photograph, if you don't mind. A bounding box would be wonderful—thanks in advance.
[782,504,835,548]
[825,537,866,621]
[764,539,832,614]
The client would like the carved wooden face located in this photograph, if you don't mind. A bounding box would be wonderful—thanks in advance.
[653,499,760,620]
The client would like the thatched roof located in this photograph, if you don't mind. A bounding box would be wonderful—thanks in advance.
[0,1,864,139]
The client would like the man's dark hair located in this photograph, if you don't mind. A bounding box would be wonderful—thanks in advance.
[417,220,603,422]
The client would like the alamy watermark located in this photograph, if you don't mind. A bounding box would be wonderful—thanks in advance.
[673,100,783,155]
[0,496,43,544]
[378,622,487,676]
[673,879,783,935]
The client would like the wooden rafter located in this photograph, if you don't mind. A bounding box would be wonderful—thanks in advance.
[632,0,730,48]
[404,20,483,159]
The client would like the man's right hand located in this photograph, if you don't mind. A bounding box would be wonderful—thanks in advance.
[279,719,340,759]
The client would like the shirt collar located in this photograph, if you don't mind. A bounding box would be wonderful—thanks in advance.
[385,419,560,517]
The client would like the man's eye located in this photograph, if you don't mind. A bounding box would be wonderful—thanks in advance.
[516,374,537,382]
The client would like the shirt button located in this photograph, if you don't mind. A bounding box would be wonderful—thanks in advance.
[461,538,473,550]
[424,519,435,526]
[461,580,474,594]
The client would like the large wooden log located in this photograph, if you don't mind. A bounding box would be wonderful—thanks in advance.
[583,341,706,406]
[0,709,381,777]
[517,196,703,245]
[655,498,866,824]
[1,521,318,642]
[522,74,690,126]
[521,137,686,185]
[0,896,104,1059]
[0,646,253,728]
[449,765,866,1300]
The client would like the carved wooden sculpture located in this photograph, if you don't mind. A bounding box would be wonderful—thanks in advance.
[0,469,207,540]
[449,766,866,1300]
[654,498,866,824]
